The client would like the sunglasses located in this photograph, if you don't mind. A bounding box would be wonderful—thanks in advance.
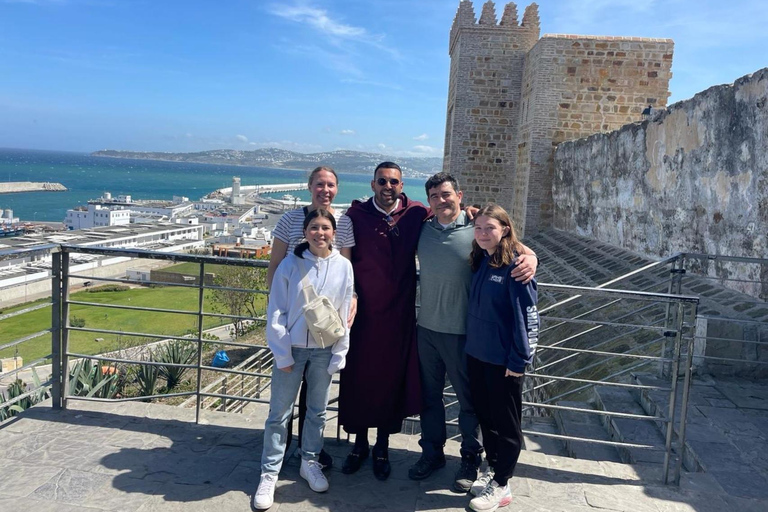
[376,178,401,186]
[384,214,400,237]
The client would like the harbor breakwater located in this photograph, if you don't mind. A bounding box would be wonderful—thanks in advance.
[0,182,67,194]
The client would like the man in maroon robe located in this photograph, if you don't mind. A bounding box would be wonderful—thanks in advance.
[339,161,427,481]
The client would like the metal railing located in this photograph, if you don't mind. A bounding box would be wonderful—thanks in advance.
[676,253,768,376]
[4,243,765,488]
[524,277,698,485]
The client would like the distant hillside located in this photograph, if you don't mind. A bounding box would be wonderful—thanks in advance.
[92,148,443,177]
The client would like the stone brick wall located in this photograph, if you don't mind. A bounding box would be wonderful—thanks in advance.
[553,68,768,298]
[517,35,673,234]
[443,1,539,210]
[443,1,674,236]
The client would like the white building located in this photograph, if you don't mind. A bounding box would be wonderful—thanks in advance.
[1,209,19,226]
[0,223,206,303]
[64,204,131,230]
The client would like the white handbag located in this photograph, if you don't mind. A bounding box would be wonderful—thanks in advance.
[299,259,345,348]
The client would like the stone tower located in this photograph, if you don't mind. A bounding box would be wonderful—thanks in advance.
[444,0,674,235]
[443,1,540,217]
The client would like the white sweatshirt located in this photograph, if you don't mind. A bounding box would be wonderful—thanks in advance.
[267,248,354,374]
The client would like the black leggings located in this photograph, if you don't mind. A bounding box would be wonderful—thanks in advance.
[467,355,524,487]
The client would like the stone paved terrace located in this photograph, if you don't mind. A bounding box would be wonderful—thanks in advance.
[2,400,768,512]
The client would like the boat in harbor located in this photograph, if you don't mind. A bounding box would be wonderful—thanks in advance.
[0,225,24,237]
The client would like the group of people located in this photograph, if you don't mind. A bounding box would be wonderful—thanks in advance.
[253,162,540,512]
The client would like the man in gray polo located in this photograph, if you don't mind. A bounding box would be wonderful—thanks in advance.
[409,172,537,492]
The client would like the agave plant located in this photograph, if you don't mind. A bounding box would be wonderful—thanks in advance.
[67,359,121,399]
[155,340,197,390]
[0,369,51,421]
[136,362,160,399]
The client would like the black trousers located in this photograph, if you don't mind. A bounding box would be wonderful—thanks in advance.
[467,355,524,487]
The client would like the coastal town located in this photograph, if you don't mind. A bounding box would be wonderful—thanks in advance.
[0,176,329,306]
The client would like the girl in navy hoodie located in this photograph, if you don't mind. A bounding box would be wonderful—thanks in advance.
[465,204,539,512]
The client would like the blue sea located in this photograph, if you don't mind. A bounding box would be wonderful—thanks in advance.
[0,148,403,222]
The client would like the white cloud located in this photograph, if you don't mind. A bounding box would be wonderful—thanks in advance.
[377,143,386,150]
[412,145,438,154]
[267,1,400,79]
[235,134,249,143]
[413,133,429,141]
[268,3,367,39]
[339,129,356,135]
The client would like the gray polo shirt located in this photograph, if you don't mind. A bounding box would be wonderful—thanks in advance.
[417,210,474,335]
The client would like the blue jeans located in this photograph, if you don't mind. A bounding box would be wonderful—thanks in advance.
[261,346,334,475]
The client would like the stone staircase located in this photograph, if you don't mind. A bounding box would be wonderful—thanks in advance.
[519,229,768,501]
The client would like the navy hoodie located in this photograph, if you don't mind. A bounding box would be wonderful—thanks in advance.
[465,255,539,373]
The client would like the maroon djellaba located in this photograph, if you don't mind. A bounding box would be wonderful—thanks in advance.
[339,192,428,467]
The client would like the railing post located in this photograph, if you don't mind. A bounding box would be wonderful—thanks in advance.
[51,251,62,409]
[194,261,206,424]
[662,302,685,485]
[60,249,71,409]
[673,300,698,485]
[661,256,686,377]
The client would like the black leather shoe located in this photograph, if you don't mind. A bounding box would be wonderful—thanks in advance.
[408,453,446,480]
[372,446,391,481]
[319,449,333,471]
[341,446,369,474]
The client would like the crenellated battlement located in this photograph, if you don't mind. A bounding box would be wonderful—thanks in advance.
[450,1,541,53]
[521,3,540,30]
[500,3,518,26]
[478,1,497,24]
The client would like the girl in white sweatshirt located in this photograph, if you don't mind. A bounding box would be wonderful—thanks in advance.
[254,208,354,510]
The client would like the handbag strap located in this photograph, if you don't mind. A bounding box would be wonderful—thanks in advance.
[298,257,320,305]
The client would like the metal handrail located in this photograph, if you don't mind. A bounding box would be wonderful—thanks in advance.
[2,243,737,489]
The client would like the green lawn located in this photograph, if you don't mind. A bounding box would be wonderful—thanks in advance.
[0,297,51,316]
[159,262,234,276]
[0,286,266,365]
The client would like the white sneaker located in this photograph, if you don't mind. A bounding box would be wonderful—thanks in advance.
[253,473,277,510]
[469,480,512,511]
[300,458,329,493]
[470,467,495,497]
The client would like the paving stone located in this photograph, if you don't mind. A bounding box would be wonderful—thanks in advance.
[716,382,768,410]
[678,471,726,495]
[30,468,112,505]
[583,483,659,512]
[0,459,62,497]
[0,494,103,512]
[80,475,160,511]
[4,396,768,511]
[0,429,55,460]
[135,484,250,512]
[708,470,768,500]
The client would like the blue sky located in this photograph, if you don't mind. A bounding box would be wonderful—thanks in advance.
[1,0,767,157]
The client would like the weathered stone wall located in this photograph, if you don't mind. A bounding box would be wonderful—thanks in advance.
[443,1,539,209]
[443,1,673,237]
[515,35,673,235]
[553,68,768,297]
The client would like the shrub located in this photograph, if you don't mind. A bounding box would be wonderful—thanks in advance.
[155,341,197,390]
[86,284,130,293]
[70,316,86,328]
